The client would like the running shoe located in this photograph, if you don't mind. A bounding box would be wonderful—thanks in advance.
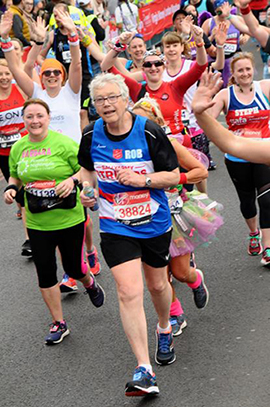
[248,230,263,256]
[169,314,187,337]
[261,248,270,266]
[45,321,70,345]
[84,273,105,307]
[16,209,22,219]
[59,274,78,293]
[125,366,159,397]
[190,252,196,269]
[86,246,101,276]
[208,159,217,171]
[155,327,176,365]
[192,269,209,309]
[21,239,32,257]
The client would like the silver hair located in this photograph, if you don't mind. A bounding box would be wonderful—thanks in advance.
[89,73,129,102]
[143,49,165,62]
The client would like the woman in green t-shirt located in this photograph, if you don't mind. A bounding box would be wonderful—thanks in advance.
[4,98,105,345]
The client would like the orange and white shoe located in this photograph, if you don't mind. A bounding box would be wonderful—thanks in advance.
[59,274,78,293]
[86,246,101,276]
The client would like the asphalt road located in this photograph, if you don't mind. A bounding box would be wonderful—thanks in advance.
[1,42,270,407]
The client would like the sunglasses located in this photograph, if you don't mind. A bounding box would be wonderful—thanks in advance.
[42,70,62,77]
[142,61,164,68]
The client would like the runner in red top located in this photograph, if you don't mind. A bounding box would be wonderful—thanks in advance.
[100,26,208,145]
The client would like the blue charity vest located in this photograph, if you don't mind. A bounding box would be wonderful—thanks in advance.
[91,115,172,238]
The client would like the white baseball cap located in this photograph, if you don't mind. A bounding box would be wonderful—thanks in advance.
[78,0,91,6]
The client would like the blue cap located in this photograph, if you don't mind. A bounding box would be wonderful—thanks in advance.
[213,0,227,9]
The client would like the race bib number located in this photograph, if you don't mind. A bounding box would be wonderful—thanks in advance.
[224,42,237,55]
[113,190,152,226]
[0,133,21,148]
[25,180,57,198]
[62,50,71,63]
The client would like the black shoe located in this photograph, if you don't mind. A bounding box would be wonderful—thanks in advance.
[45,321,70,345]
[84,273,105,307]
[208,159,217,171]
[192,269,209,309]
[125,366,159,397]
[155,328,176,365]
[21,239,32,257]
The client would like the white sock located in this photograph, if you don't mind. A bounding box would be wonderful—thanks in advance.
[157,323,171,333]
[139,364,153,375]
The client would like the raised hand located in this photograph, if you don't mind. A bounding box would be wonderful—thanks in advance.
[54,9,77,34]
[119,31,137,44]
[191,24,204,43]
[192,70,223,114]
[233,0,251,8]
[220,2,231,19]
[215,22,228,46]
[0,11,13,38]
[32,16,48,42]
[180,15,193,35]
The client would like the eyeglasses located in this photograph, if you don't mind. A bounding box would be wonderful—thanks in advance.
[42,70,62,77]
[94,94,122,106]
[142,61,164,68]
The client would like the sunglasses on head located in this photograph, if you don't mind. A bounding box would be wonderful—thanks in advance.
[142,60,164,68]
[42,69,62,77]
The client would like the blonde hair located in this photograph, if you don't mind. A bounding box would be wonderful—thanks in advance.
[162,31,191,59]
[0,59,9,68]
[229,52,255,86]
[132,97,165,126]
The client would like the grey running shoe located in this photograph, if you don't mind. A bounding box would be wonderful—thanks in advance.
[169,314,187,337]
[192,269,209,309]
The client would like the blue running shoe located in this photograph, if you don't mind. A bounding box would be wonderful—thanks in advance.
[125,366,159,397]
[169,314,187,337]
[45,321,70,345]
[155,327,176,365]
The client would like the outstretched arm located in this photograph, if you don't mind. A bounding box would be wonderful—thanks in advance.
[24,16,47,78]
[235,0,269,48]
[0,11,34,97]
[192,71,270,165]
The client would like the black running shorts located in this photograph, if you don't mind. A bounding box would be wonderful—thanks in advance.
[100,229,172,269]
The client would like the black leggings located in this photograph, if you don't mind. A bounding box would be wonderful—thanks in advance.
[225,159,270,228]
[0,155,9,182]
[28,221,88,288]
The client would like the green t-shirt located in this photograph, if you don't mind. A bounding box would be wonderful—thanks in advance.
[9,129,85,231]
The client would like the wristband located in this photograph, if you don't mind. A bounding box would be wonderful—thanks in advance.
[69,31,77,37]
[68,34,79,42]
[71,177,79,187]
[195,42,204,48]
[1,42,14,52]
[33,40,44,46]
[4,184,19,193]
[240,5,251,15]
[0,36,11,43]
[81,35,92,47]
[111,36,127,52]
[216,44,224,49]
[179,173,187,185]
[226,14,232,20]
[68,40,80,47]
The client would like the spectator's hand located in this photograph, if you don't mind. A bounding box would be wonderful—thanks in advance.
[191,24,204,44]
[0,10,13,38]
[54,9,77,34]
[215,22,228,46]
[192,70,223,115]
[234,0,251,8]
[32,16,48,42]
[220,2,231,18]
[4,189,16,204]
[56,177,75,198]
[180,15,193,35]
[119,31,136,44]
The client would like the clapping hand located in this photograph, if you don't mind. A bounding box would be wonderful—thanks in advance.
[233,0,251,8]
[180,15,193,35]
[192,70,223,114]
[54,9,77,34]
[0,11,13,38]
[191,24,204,44]
[32,16,48,42]
[215,22,228,46]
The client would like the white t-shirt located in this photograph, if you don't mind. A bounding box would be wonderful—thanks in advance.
[115,2,138,31]
[32,81,81,144]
